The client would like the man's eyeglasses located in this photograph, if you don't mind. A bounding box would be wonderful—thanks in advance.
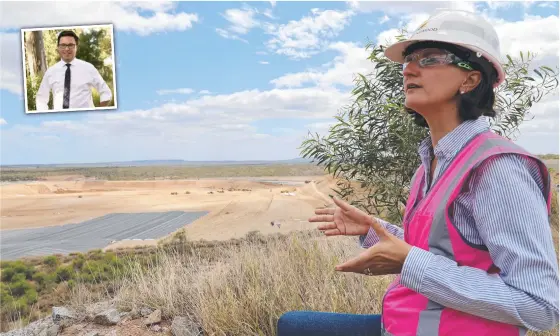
[58,44,76,50]
[403,48,474,71]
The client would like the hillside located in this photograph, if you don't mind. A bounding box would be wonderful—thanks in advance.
[0,166,558,336]
[1,171,558,336]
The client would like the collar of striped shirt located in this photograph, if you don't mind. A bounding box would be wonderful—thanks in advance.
[418,117,491,161]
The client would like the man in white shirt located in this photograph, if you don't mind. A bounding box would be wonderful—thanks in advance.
[35,30,113,111]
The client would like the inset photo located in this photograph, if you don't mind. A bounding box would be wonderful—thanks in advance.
[21,24,117,114]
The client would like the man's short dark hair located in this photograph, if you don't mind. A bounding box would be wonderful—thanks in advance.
[57,30,79,45]
[402,41,498,128]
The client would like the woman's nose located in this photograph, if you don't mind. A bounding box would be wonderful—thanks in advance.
[402,61,420,77]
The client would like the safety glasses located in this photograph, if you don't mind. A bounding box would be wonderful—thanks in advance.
[402,48,474,71]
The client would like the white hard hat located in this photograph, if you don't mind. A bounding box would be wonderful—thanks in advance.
[384,10,505,88]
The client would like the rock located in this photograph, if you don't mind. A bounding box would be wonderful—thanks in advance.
[45,324,60,336]
[52,306,76,327]
[150,324,162,332]
[83,332,102,336]
[140,307,154,317]
[0,317,57,336]
[143,309,161,325]
[93,309,121,326]
[171,316,203,336]
[104,331,117,336]
[85,301,114,317]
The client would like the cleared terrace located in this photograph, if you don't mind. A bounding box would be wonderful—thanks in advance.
[1,210,208,260]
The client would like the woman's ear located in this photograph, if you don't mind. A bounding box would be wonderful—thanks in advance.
[461,71,482,94]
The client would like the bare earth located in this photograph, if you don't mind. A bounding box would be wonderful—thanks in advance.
[0,175,337,253]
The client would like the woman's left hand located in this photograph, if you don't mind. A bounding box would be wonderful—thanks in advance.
[335,216,413,276]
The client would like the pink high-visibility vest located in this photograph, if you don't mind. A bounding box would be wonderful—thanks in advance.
[381,131,552,336]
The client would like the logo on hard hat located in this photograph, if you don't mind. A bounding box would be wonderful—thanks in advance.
[417,20,429,30]
[413,19,437,35]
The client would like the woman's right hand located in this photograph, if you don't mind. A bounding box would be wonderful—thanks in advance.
[309,197,373,237]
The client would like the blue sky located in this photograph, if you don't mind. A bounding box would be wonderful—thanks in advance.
[0,1,558,165]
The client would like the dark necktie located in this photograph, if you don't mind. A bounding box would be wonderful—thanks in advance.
[63,63,71,109]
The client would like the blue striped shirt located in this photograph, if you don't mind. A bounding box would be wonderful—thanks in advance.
[359,117,559,331]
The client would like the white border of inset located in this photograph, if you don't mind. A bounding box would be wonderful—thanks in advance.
[21,23,118,114]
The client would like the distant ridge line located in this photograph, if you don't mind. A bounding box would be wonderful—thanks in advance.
[1,158,315,168]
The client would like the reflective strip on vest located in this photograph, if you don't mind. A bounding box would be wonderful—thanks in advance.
[381,131,551,336]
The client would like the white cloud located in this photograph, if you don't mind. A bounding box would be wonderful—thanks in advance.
[199,90,211,95]
[216,6,355,59]
[374,12,430,46]
[516,92,559,154]
[264,8,355,59]
[484,1,517,11]
[215,6,263,42]
[156,88,195,95]
[1,84,353,163]
[221,7,259,34]
[0,33,22,95]
[271,41,372,88]
[20,87,349,133]
[306,121,336,133]
[263,9,276,20]
[215,28,249,43]
[120,2,176,13]
[0,118,7,125]
[0,1,199,36]
[260,61,270,65]
[272,127,296,133]
[348,1,476,15]
[537,2,556,9]
[495,15,559,59]
[380,15,390,24]
[270,1,277,8]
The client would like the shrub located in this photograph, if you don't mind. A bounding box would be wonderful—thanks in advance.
[7,278,34,297]
[43,256,59,268]
[1,268,16,282]
[55,266,74,283]
[72,256,85,271]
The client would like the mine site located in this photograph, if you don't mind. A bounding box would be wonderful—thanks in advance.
[0,166,338,260]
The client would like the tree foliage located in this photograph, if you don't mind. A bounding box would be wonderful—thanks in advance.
[300,30,559,225]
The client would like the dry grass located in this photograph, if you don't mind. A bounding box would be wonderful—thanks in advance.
[112,231,393,335]
[106,220,558,336]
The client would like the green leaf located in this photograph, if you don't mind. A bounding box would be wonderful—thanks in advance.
[506,55,513,65]
[534,69,544,79]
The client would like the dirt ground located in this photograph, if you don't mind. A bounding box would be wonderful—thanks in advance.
[0,175,339,251]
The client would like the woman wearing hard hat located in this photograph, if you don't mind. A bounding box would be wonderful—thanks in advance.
[277,9,559,336]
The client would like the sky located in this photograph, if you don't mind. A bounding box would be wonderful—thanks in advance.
[0,0,558,165]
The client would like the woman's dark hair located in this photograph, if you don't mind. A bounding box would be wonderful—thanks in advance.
[402,41,498,128]
[57,30,79,45]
